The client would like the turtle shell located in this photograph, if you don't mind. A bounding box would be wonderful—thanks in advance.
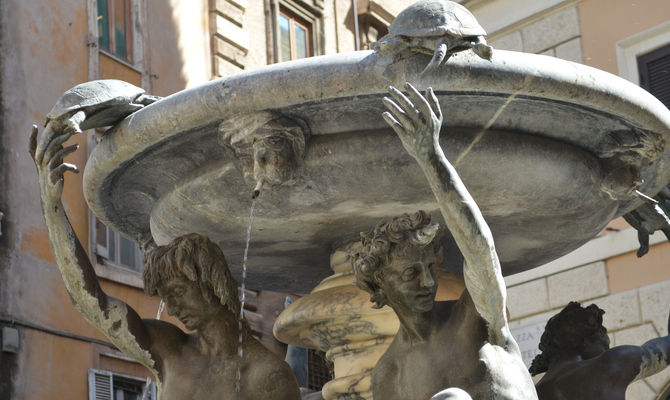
[388,0,486,39]
[46,79,145,121]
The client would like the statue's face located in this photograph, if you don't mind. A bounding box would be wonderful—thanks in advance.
[379,246,438,314]
[158,276,221,330]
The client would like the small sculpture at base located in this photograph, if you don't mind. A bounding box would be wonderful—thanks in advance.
[352,83,537,400]
[623,185,670,257]
[531,301,670,400]
[29,119,300,399]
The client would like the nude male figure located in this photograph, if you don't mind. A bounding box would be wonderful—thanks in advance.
[352,83,537,399]
[29,122,300,399]
[531,301,670,400]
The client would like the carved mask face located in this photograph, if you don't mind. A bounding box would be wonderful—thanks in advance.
[158,276,221,331]
[253,135,294,187]
[379,246,438,314]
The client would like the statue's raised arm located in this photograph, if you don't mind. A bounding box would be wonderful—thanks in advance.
[29,122,159,375]
[383,82,507,343]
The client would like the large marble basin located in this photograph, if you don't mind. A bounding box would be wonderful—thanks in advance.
[83,49,670,292]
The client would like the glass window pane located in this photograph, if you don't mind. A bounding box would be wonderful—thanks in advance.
[294,24,308,59]
[97,0,110,51]
[108,229,117,263]
[96,219,107,248]
[112,0,128,60]
[119,235,137,269]
[279,14,291,62]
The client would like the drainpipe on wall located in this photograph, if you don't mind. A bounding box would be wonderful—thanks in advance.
[0,211,4,237]
[352,0,360,50]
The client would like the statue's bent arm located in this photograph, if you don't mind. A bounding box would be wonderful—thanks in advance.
[30,124,161,377]
[383,83,508,344]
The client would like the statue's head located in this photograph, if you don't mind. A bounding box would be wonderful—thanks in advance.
[352,210,441,313]
[143,233,240,330]
[529,301,609,375]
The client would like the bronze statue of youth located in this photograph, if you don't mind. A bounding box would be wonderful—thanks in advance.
[352,83,538,400]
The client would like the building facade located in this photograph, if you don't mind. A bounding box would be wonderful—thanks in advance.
[0,0,668,399]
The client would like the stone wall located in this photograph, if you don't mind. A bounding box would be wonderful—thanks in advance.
[507,239,670,399]
[487,5,583,63]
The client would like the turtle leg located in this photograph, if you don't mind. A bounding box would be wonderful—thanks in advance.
[472,36,493,60]
[136,94,162,106]
[637,229,650,258]
[65,111,86,134]
[421,37,448,77]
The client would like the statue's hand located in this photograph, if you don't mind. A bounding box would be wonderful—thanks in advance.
[29,122,80,206]
[383,82,443,160]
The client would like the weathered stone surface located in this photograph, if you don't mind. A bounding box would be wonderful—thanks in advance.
[214,56,243,77]
[214,36,246,67]
[507,278,549,319]
[214,14,249,51]
[640,280,670,336]
[625,380,656,400]
[213,0,245,26]
[614,323,658,346]
[491,31,523,52]
[555,37,582,63]
[645,366,670,392]
[589,289,641,331]
[547,262,609,307]
[521,7,580,53]
[84,51,670,292]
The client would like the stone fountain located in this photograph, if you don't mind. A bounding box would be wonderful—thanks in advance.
[79,44,670,398]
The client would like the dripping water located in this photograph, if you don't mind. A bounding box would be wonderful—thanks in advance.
[156,300,165,320]
[236,200,257,392]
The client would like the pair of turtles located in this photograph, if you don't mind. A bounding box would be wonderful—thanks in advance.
[373,0,493,75]
[45,79,161,133]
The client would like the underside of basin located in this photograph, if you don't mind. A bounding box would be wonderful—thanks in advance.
[84,49,670,293]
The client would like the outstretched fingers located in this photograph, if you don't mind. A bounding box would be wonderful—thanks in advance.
[382,111,407,138]
[426,87,442,122]
[44,129,78,164]
[404,83,434,122]
[49,162,79,184]
[383,97,414,132]
[48,144,79,171]
[387,86,419,123]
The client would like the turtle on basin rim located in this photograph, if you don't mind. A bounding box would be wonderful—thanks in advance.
[372,0,493,75]
[45,79,161,133]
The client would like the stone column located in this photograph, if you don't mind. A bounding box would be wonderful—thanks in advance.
[274,243,465,400]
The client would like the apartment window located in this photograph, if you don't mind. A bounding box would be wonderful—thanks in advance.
[638,44,670,109]
[98,0,133,62]
[279,9,312,62]
[268,1,323,63]
[88,369,157,400]
[94,218,144,272]
[88,134,144,274]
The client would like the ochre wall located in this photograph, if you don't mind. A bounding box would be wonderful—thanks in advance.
[578,0,670,74]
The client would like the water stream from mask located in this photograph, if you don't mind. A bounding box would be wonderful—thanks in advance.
[156,300,165,319]
[236,200,257,392]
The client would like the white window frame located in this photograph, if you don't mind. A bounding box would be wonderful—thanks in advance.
[88,368,157,400]
[616,21,670,85]
[87,133,145,288]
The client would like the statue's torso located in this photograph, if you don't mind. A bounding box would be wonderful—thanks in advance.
[372,291,536,400]
[158,336,299,400]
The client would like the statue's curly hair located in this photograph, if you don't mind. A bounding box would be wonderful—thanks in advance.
[143,233,240,316]
[351,210,441,308]
[529,301,607,375]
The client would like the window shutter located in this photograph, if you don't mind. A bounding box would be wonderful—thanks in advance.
[88,369,114,400]
[638,44,670,109]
